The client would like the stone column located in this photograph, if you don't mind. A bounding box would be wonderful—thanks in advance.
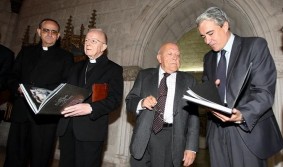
[102,66,141,167]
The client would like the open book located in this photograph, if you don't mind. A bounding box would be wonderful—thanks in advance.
[183,62,252,114]
[20,83,91,115]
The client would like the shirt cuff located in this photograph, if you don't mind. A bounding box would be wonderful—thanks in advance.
[136,99,145,115]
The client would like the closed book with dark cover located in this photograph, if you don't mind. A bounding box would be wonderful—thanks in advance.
[92,83,108,102]
[183,62,252,115]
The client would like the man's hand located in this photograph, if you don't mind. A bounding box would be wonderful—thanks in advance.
[211,108,243,123]
[18,86,23,95]
[214,79,244,123]
[141,95,157,110]
[183,150,196,166]
[61,103,92,117]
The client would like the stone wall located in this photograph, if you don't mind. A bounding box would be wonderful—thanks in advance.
[0,0,283,166]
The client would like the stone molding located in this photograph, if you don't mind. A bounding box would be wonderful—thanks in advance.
[122,66,142,81]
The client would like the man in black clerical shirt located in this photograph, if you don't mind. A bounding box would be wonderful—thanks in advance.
[57,28,123,167]
[4,18,73,167]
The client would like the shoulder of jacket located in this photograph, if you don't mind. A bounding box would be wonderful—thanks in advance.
[177,71,195,79]
[107,59,122,69]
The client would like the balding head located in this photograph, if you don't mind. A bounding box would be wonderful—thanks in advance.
[157,42,181,73]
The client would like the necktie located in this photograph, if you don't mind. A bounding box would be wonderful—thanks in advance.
[152,73,170,134]
[216,50,227,103]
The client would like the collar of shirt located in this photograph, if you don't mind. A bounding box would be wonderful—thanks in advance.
[158,66,176,123]
[158,66,176,84]
[89,59,96,63]
[217,33,235,64]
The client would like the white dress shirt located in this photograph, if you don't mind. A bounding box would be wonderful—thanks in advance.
[136,67,176,123]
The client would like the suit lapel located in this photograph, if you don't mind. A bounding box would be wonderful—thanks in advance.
[173,72,186,115]
[227,35,241,83]
[205,52,218,81]
[147,69,159,98]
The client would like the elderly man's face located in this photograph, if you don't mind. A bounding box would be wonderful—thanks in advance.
[84,31,107,60]
[157,43,180,74]
[37,20,60,47]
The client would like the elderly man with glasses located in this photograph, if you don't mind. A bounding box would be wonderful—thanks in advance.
[56,28,123,167]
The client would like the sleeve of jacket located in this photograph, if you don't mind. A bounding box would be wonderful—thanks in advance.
[7,48,25,95]
[237,37,276,132]
[89,64,124,120]
[185,74,200,152]
[125,70,144,117]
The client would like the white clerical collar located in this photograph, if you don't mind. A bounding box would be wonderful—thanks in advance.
[89,59,96,63]
[42,47,48,51]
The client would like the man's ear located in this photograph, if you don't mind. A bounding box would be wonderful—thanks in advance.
[102,44,107,52]
[223,21,229,32]
[157,54,162,63]
[37,28,41,37]
[56,33,60,40]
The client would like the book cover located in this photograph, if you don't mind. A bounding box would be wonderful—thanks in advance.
[20,83,91,115]
[183,62,252,115]
[92,83,108,102]
[184,81,232,114]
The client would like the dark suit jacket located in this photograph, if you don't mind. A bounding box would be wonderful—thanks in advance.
[203,35,283,159]
[125,68,199,166]
[0,44,14,91]
[57,55,124,141]
[8,43,74,123]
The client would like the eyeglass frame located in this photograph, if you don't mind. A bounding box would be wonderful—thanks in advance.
[41,28,59,36]
[84,38,106,45]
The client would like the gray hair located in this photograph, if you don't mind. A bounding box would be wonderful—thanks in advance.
[196,7,230,28]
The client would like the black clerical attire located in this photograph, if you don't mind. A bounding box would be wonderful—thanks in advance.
[4,43,73,167]
[57,55,123,167]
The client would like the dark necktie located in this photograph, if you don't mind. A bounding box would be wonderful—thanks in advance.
[152,73,170,134]
[216,50,227,103]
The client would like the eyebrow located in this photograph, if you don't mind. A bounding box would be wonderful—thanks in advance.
[200,30,214,37]
[206,30,214,34]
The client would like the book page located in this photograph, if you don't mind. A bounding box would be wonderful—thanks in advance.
[20,84,52,114]
[183,95,232,114]
[38,84,91,114]
[186,89,215,104]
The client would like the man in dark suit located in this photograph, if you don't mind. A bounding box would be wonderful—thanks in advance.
[126,42,199,167]
[196,7,283,167]
[4,18,74,167]
[57,28,123,167]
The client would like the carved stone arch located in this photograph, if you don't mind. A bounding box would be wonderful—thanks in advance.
[130,0,270,69]
[130,0,182,68]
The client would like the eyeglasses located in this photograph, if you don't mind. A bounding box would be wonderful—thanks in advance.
[84,38,105,45]
[41,28,59,36]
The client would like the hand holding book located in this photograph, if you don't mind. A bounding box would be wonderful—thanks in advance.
[20,83,91,115]
[183,63,252,115]
[183,81,232,114]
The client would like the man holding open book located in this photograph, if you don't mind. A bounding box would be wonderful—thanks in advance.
[57,28,123,167]
[196,7,283,167]
[4,18,74,167]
